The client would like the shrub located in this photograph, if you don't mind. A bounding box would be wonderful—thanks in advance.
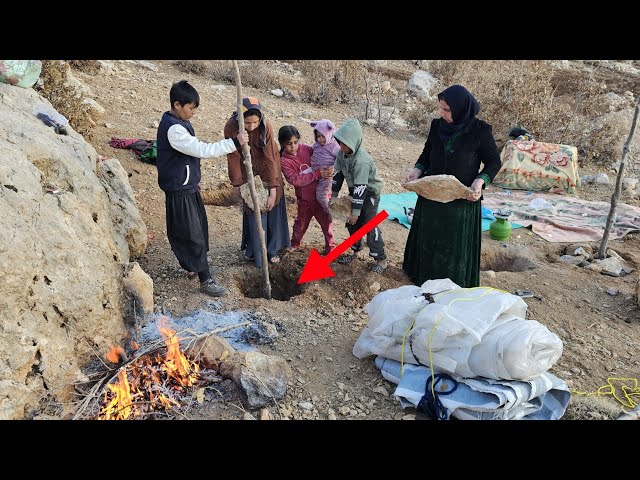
[174,60,208,75]
[413,60,613,162]
[38,61,95,138]
[297,60,365,105]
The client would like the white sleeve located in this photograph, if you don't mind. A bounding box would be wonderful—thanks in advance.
[167,124,238,158]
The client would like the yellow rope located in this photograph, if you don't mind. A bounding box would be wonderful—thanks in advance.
[398,287,639,413]
[571,377,640,409]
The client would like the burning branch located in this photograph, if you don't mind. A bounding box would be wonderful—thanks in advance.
[97,320,200,420]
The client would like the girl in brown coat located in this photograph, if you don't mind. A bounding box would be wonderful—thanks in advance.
[224,97,290,267]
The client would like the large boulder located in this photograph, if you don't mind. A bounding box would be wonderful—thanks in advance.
[0,83,148,419]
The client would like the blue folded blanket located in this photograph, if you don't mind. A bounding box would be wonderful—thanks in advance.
[379,193,523,231]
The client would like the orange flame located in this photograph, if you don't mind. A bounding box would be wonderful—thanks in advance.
[98,317,199,419]
[106,345,125,363]
[101,369,134,420]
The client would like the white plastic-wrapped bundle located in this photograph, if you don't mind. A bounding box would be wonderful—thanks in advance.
[353,285,425,360]
[353,279,563,381]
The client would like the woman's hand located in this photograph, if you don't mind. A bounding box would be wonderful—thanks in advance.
[266,189,277,211]
[404,167,422,183]
[320,166,334,178]
[236,131,249,146]
[467,178,484,202]
[346,214,359,225]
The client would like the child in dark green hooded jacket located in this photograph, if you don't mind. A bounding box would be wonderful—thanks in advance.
[330,118,387,274]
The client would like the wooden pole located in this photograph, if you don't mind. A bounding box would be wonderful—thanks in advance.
[232,60,271,300]
[597,95,640,259]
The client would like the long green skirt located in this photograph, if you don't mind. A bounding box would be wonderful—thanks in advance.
[402,196,481,288]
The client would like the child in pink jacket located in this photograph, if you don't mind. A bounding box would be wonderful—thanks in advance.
[279,125,335,254]
[309,119,340,214]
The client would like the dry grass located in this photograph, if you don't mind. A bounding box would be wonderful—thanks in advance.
[69,60,101,75]
[296,61,366,105]
[417,60,620,164]
[562,395,624,420]
[205,60,281,91]
[174,60,209,75]
[38,60,95,138]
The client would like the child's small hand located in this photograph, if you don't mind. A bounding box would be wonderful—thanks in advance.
[236,131,249,146]
[346,214,359,225]
[320,167,334,178]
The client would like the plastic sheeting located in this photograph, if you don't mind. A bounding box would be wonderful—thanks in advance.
[353,279,563,381]
[0,60,42,88]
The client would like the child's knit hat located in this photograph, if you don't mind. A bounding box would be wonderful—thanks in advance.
[310,119,337,143]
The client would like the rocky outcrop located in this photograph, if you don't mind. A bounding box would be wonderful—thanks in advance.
[0,82,148,419]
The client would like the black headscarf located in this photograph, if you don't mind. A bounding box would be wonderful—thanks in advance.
[230,96,267,147]
[437,85,480,142]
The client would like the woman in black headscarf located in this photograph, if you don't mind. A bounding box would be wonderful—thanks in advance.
[402,85,501,288]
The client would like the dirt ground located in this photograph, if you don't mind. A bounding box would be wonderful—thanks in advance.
[79,60,639,420]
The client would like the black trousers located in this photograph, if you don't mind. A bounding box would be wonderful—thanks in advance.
[347,191,386,260]
[165,189,210,274]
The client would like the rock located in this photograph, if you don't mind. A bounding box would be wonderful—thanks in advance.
[606,288,619,296]
[219,351,291,409]
[135,61,158,72]
[186,334,235,369]
[483,270,496,278]
[82,98,105,122]
[270,88,284,97]
[623,178,638,190]
[573,247,591,258]
[407,70,438,99]
[0,83,148,418]
[299,402,313,411]
[260,408,271,420]
[369,281,381,292]
[560,254,587,266]
[592,257,623,277]
[401,414,416,420]
[373,386,390,397]
[122,262,154,318]
[566,244,593,256]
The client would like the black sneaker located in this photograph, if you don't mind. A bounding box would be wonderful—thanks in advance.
[199,279,228,297]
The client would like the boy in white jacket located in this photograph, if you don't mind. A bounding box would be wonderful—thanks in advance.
[156,80,248,296]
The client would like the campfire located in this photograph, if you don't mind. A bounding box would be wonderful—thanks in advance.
[99,317,200,420]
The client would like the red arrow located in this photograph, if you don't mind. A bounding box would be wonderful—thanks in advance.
[297,210,389,284]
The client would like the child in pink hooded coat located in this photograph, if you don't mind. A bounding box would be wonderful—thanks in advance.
[310,119,340,213]
[279,125,335,254]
